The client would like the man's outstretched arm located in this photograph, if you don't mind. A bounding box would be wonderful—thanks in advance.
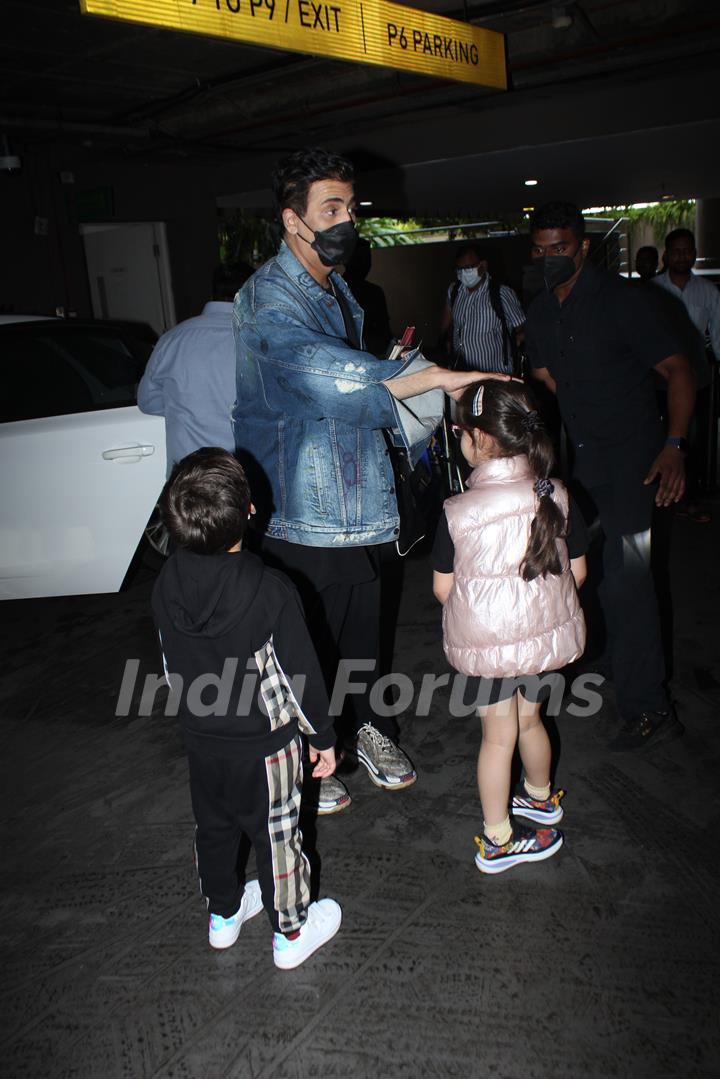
[383,365,512,402]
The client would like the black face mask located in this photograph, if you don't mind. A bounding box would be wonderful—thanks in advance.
[523,253,579,295]
[298,217,358,267]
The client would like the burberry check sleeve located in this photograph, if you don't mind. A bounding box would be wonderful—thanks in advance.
[259,583,336,751]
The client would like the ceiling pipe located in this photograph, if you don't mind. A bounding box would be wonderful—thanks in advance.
[0,116,151,138]
[5,6,717,157]
[113,56,322,125]
[183,25,719,147]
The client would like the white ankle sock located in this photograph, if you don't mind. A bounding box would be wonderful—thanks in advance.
[484,815,512,845]
[524,779,551,800]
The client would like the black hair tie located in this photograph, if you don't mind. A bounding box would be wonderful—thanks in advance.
[534,478,555,499]
[521,409,543,433]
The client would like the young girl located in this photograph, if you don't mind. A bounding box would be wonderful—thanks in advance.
[432,379,587,875]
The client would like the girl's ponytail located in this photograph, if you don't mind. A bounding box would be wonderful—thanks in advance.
[519,412,565,581]
[455,380,567,583]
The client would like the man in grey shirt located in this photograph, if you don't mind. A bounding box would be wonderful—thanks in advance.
[138,265,252,477]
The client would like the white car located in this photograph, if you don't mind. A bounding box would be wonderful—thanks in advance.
[0,316,166,599]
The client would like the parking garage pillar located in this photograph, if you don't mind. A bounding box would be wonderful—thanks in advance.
[695,198,720,269]
[694,199,720,491]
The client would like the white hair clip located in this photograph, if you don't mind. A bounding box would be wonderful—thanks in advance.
[472,383,485,417]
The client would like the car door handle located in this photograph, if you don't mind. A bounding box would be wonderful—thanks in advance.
[102,444,156,462]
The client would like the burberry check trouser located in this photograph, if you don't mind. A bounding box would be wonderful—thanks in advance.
[187,734,311,933]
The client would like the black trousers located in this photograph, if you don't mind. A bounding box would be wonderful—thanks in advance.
[187,737,310,933]
[306,569,398,740]
[260,538,396,741]
[589,481,669,719]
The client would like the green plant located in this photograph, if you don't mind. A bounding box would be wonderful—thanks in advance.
[355,217,425,247]
[356,215,514,247]
[587,201,696,246]
[218,210,281,267]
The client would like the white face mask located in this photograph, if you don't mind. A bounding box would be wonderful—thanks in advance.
[457,266,482,288]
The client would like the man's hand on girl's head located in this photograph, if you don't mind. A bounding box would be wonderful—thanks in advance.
[384,363,515,402]
[442,368,515,401]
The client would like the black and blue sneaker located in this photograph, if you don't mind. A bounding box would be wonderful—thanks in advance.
[511,785,565,825]
[474,823,563,875]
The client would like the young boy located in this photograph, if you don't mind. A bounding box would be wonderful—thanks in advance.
[152,447,341,969]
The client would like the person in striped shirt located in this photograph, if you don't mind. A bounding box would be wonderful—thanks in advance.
[440,243,526,373]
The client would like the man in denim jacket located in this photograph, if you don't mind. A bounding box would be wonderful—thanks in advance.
[234,147,495,810]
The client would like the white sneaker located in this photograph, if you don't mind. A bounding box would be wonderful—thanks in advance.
[272,898,342,970]
[208,880,263,949]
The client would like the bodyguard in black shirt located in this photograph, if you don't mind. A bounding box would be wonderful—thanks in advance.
[525,202,695,750]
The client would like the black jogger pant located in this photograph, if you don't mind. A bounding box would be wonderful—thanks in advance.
[187,735,310,934]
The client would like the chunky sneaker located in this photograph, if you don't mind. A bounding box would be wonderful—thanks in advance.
[474,823,563,875]
[511,785,565,825]
[609,707,684,751]
[272,898,342,970]
[355,723,417,790]
[317,775,352,815]
[208,880,263,950]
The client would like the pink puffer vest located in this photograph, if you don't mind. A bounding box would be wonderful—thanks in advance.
[442,455,586,678]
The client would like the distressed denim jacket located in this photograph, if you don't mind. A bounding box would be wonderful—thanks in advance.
[233,242,444,546]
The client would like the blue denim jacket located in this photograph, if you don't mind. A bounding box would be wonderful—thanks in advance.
[233,242,443,547]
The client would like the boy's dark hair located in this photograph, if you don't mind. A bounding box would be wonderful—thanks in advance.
[457,379,565,581]
[529,201,586,241]
[162,448,251,555]
[271,146,354,223]
[664,227,695,249]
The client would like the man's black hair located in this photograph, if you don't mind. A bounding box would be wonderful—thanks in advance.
[455,242,487,262]
[664,228,696,249]
[636,245,658,260]
[162,448,251,555]
[271,146,354,223]
[529,201,586,240]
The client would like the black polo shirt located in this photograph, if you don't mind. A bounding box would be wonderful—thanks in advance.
[525,262,684,492]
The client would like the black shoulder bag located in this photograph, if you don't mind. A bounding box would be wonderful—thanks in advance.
[487,278,520,376]
[382,427,433,557]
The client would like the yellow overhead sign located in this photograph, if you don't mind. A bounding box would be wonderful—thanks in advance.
[80,0,506,89]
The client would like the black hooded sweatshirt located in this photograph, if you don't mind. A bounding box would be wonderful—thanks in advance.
[152,547,335,758]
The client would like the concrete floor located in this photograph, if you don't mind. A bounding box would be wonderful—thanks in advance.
[1,509,719,1079]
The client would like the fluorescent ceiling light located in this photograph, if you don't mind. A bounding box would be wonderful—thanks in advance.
[524,179,538,186]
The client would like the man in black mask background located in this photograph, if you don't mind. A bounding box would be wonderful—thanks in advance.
[342,236,393,358]
[524,201,695,750]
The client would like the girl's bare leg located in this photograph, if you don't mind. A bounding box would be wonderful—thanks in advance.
[516,692,551,792]
[477,693,518,842]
